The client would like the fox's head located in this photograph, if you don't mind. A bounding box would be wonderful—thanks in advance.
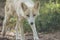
[21,1,40,25]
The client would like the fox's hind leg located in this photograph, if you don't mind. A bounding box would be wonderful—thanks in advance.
[2,6,10,37]
[2,15,10,37]
[2,3,12,36]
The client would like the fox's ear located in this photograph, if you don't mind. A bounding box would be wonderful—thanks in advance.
[21,3,28,11]
[34,1,40,10]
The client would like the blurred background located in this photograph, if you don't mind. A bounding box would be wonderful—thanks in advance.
[0,0,60,40]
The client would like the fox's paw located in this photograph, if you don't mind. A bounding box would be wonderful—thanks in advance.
[34,37,40,40]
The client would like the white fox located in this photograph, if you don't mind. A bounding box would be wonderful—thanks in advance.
[2,0,40,40]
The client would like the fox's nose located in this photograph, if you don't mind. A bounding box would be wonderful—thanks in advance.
[30,22,33,25]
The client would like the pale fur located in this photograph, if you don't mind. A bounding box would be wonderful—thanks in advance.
[2,0,40,40]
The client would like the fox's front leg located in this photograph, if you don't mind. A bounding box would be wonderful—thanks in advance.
[15,18,25,40]
[18,18,25,40]
[30,24,39,40]
[15,20,20,40]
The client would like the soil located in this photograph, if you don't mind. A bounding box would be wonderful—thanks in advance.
[0,32,60,40]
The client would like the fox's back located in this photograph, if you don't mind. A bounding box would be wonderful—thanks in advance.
[5,0,34,16]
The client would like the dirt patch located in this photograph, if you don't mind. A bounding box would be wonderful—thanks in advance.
[0,32,60,40]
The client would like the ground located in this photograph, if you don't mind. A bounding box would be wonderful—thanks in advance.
[0,32,60,40]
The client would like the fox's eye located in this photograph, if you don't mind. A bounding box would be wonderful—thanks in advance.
[26,15,30,17]
[33,14,36,17]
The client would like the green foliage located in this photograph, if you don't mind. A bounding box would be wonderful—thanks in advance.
[36,1,60,32]
[23,19,32,33]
